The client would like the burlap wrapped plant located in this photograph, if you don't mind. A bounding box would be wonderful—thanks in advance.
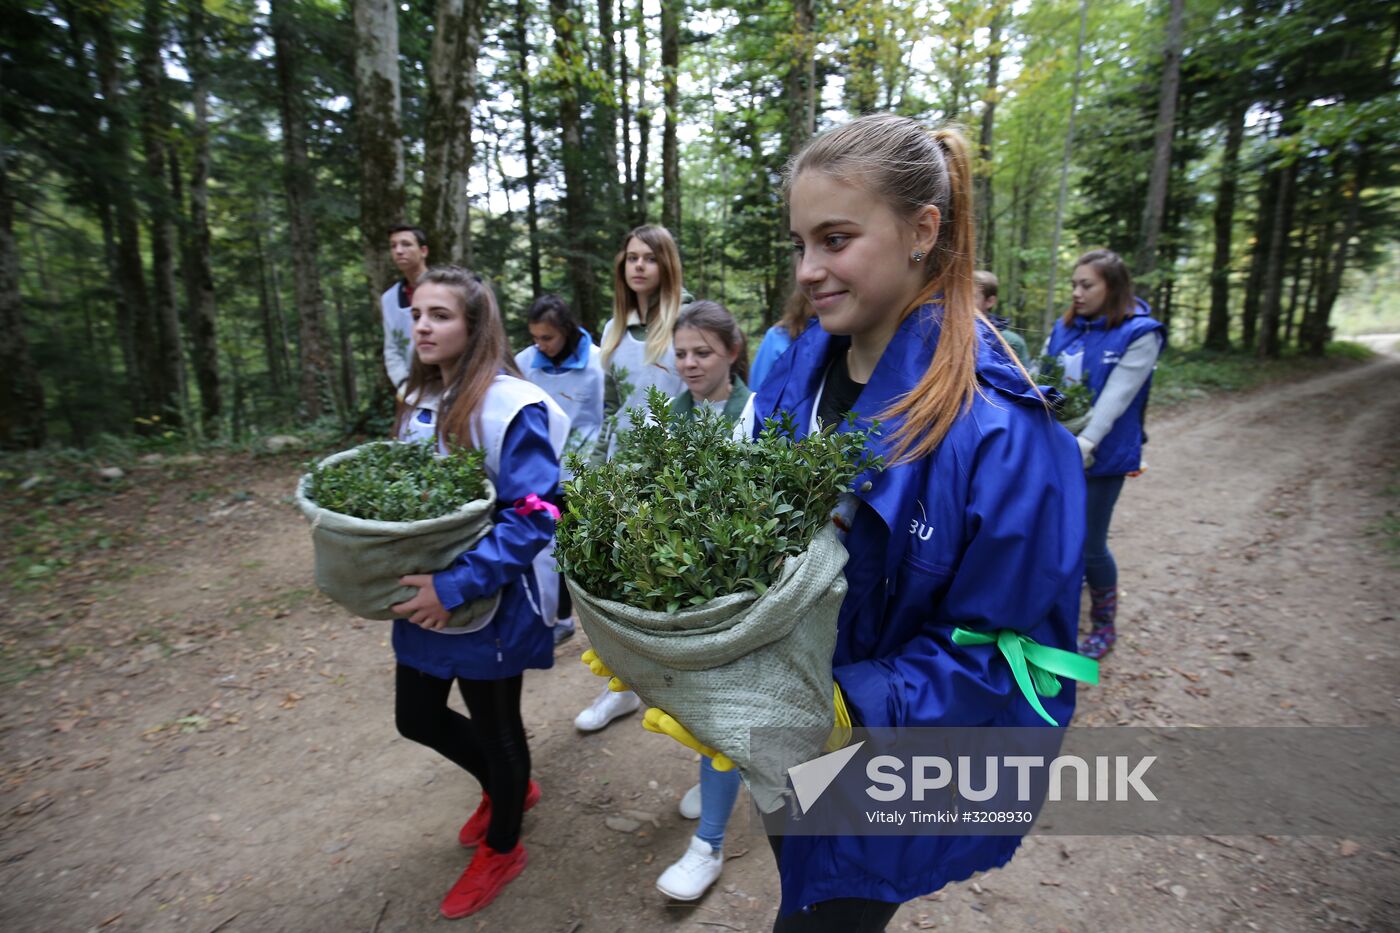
[557,391,880,811]
[295,442,500,632]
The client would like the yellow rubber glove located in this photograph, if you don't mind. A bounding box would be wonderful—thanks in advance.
[825,682,853,753]
[579,648,628,693]
[641,708,737,771]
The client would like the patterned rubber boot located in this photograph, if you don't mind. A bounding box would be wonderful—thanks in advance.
[1080,585,1117,659]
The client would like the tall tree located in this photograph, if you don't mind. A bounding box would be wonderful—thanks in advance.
[618,0,635,222]
[1042,0,1089,339]
[1135,0,1185,283]
[784,0,816,161]
[88,9,159,424]
[351,0,406,296]
[422,0,482,264]
[1256,151,1298,358]
[660,0,681,232]
[551,0,601,329]
[1203,101,1245,350]
[137,0,188,427]
[975,6,1005,266]
[270,0,337,418]
[0,146,45,448]
[634,0,650,225]
[183,0,221,434]
[513,0,543,296]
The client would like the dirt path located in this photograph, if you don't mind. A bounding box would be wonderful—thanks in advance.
[2,355,1398,933]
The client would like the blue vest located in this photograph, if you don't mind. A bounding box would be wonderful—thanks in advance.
[1046,300,1165,477]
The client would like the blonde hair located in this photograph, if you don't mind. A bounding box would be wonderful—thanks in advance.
[396,266,522,450]
[601,224,684,368]
[787,114,983,463]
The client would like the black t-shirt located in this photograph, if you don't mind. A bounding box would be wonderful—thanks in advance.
[816,349,867,431]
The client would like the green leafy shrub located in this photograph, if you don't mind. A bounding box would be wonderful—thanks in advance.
[1037,355,1095,423]
[304,441,487,522]
[556,389,881,613]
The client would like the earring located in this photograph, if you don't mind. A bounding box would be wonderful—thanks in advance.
[911,250,926,263]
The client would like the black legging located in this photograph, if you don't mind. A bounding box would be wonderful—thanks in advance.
[395,665,531,852]
[766,835,901,932]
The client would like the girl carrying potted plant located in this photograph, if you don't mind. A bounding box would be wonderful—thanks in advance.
[636,114,1094,930]
[389,266,568,920]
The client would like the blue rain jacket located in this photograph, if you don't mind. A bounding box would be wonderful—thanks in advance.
[392,403,561,680]
[752,303,1086,913]
[1046,299,1166,477]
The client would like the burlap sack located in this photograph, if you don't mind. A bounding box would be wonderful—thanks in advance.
[295,444,500,632]
[569,523,848,812]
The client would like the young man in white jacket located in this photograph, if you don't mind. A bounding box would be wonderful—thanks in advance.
[383,225,430,396]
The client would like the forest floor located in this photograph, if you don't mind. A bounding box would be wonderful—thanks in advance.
[2,345,1399,933]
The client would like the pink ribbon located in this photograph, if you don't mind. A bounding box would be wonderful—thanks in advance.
[513,493,561,521]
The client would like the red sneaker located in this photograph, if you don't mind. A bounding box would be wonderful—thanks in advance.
[440,843,529,919]
[458,779,542,847]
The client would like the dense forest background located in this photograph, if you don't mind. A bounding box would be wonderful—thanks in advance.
[2,0,1397,449]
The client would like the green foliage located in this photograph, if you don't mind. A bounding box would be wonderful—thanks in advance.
[556,388,881,613]
[304,442,487,522]
[1036,355,1094,423]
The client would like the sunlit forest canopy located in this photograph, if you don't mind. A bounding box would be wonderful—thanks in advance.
[2,0,1396,448]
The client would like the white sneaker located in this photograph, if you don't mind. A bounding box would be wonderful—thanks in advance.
[656,835,723,901]
[678,783,702,819]
[573,686,641,732]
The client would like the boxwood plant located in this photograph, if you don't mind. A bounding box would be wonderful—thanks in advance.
[555,389,881,613]
[1037,355,1095,424]
[304,441,487,522]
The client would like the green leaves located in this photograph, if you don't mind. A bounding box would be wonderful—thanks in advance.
[304,442,487,523]
[555,388,882,613]
[1038,355,1095,424]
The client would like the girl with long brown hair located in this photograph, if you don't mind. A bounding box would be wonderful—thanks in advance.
[390,266,569,919]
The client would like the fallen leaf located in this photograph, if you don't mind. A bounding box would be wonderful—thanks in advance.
[1338,840,1361,857]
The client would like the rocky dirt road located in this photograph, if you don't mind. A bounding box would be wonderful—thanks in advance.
[2,354,1397,932]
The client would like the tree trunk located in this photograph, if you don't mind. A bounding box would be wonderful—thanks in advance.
[352,0,406,298]
[597,0,620,220]
[0,146,46,449]
[515,0,543,296]
[1135,0,1185,281]
[90,9,157,425]
[1204,102,1245,350]
[1304,153,1372,356]
[619,0,634,222]
[785,0,816,161]
[271,0,337,419]
[423,0,482,265]
[1282,214,1309,348]
[253,222,287,396]
[184,0,221,435]
[551,0,602,331]
[137,0,188,429]
[635,0,650,225]
[660,0,681,233]
[1042,0,1088,339]
[335,288,358,412]
[975,8,1003,267]
[1240,168,1277,350]
[1256,156,1298,359]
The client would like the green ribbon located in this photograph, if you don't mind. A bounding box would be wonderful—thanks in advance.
[952,627,1100,727]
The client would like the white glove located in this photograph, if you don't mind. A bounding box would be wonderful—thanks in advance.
[1076,434,1095,470]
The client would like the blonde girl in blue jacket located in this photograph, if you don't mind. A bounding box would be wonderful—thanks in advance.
[759,116,1087,928]
[391,267,567,920]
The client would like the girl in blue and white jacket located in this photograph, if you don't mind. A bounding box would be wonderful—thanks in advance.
[1045,249,1166,659]
[391,266,567,920]
[513,293,604,640]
